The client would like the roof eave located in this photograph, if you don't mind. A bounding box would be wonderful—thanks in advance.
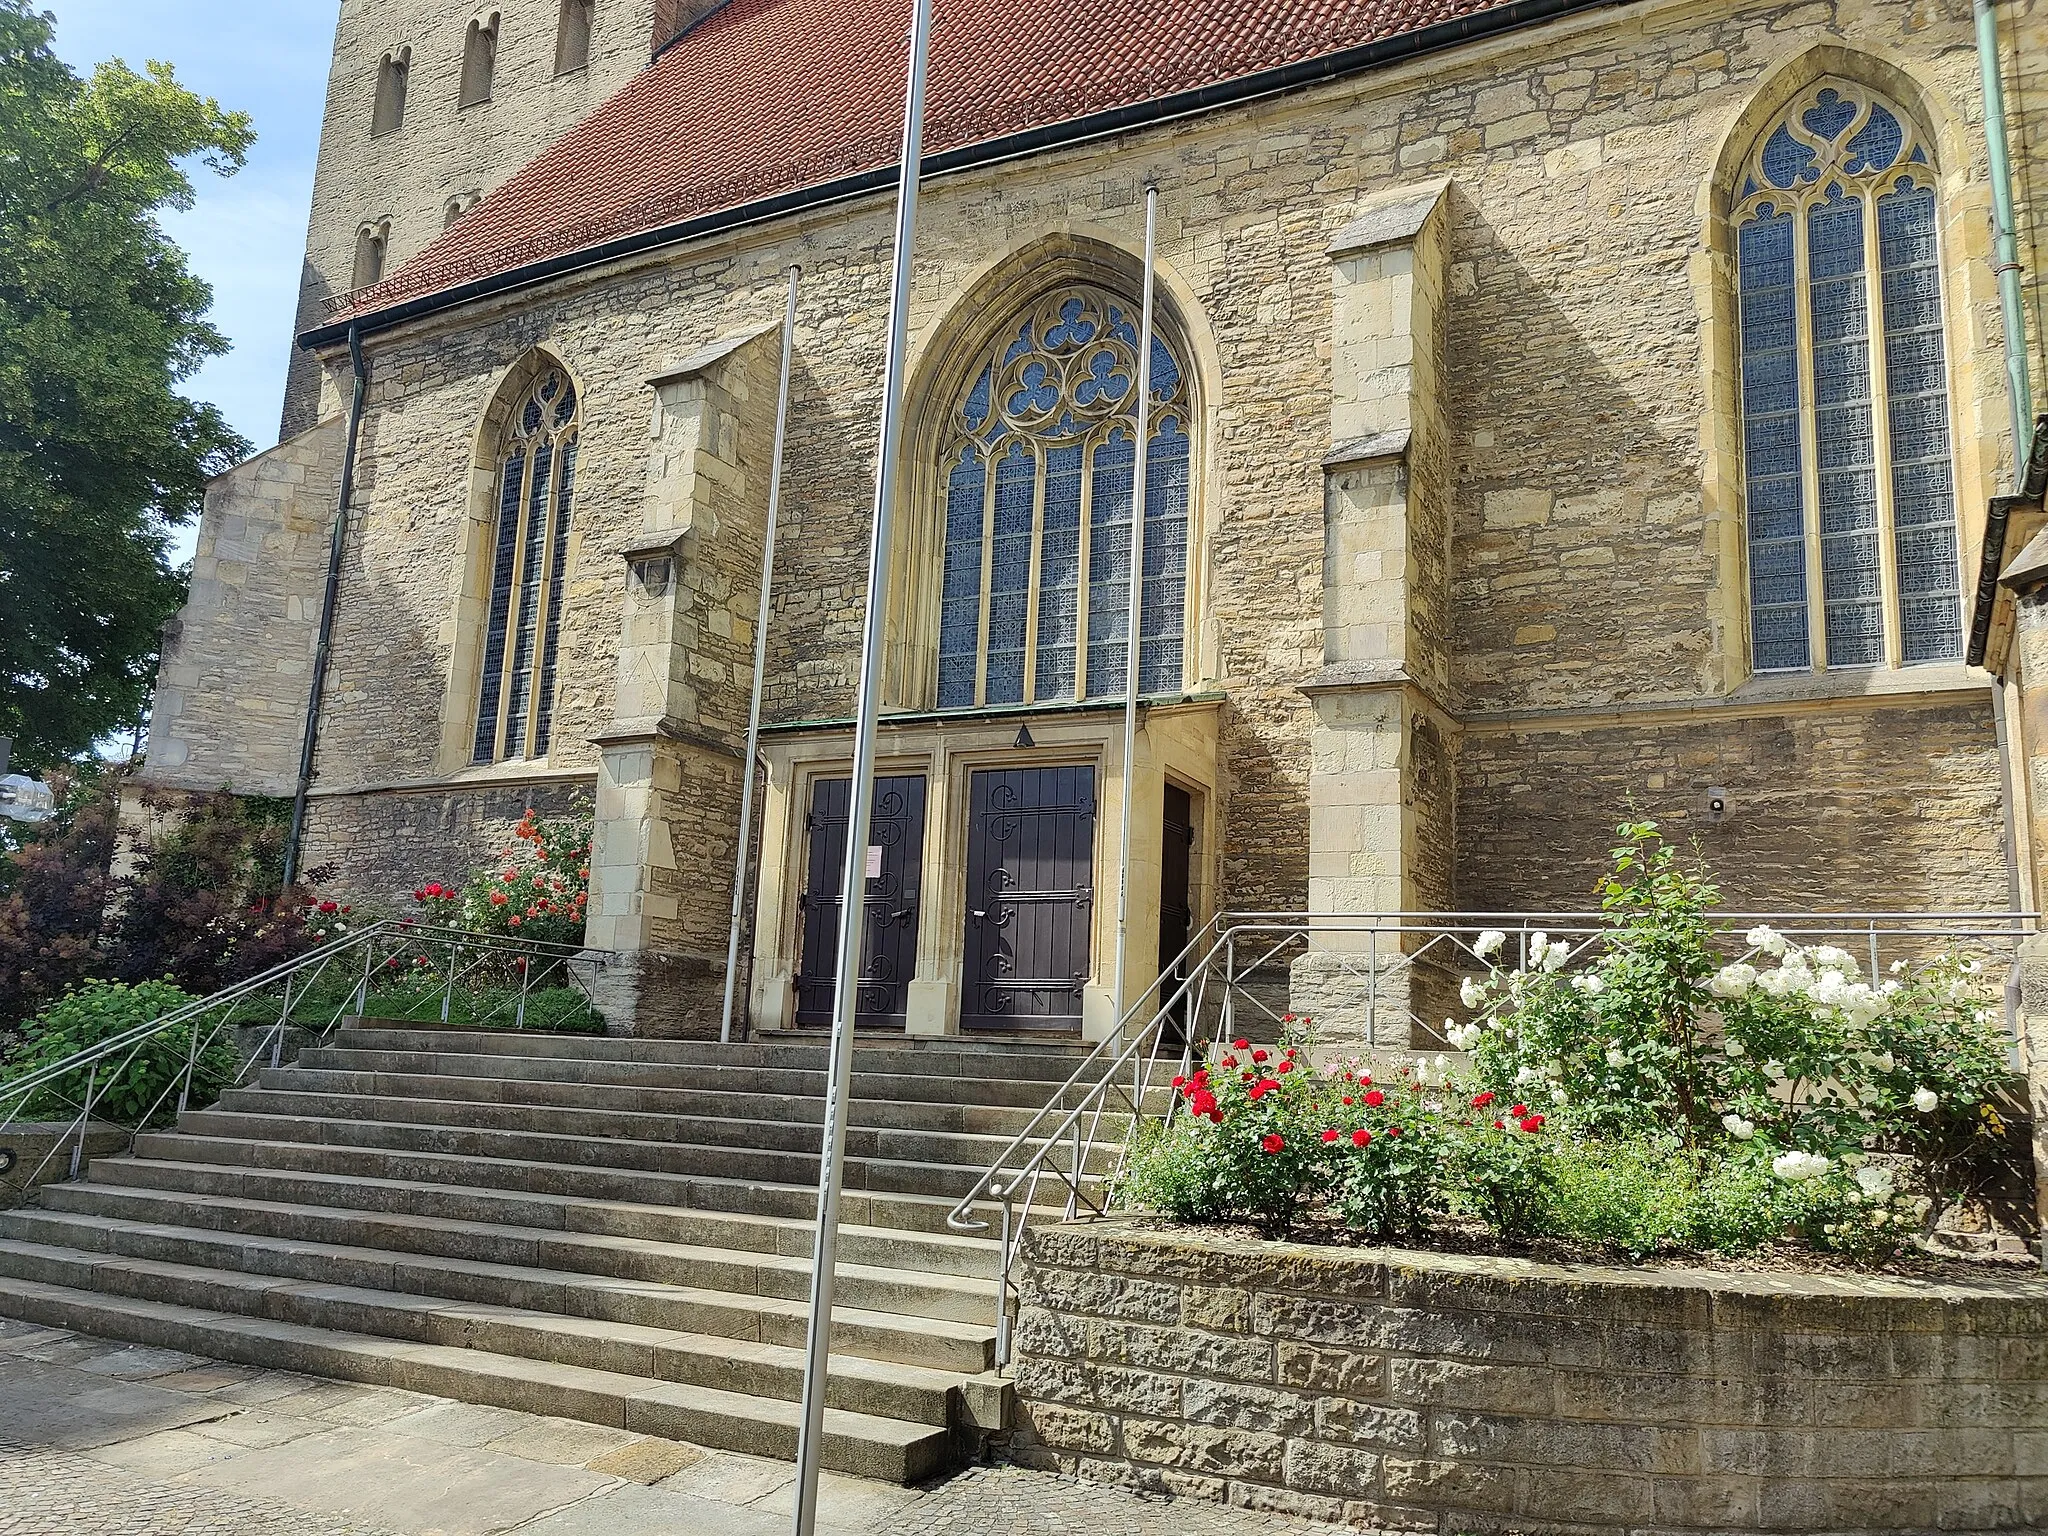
[299,0,1631,353]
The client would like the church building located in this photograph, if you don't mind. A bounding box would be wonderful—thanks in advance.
[138,0,2048,1039]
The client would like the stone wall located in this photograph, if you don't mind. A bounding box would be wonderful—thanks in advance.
[143,419,345,798]
[301,775,590,905]
[1012,1219,2048,1533]
[283,0,661,435]
[287,0,2042,935]
[1455,692,2009,912]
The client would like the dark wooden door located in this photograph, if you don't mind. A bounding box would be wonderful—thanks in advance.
[1158,783,1195,1038]
[794,775,925,1030]
[962,765,1096,1033]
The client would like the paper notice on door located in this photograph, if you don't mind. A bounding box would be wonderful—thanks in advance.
[865,844,885,880]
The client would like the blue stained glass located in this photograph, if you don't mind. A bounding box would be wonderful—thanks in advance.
[984,443,1035,705]
[1801,88,1858,143]
[1140,420,1191,694]
[502,439,554,755]
[533,437,577,756]
[1006,361,1059,418]
[1086,430,1135,700]
[1761,126,1817,189]
[1035,445,1082,701]
[553,382,577,428]
[1805,196,1881,667]
[1737,209,1809,671]
[473,451,525,761]
[1843,104,1904,174]
[963,366,993,434]
[938,446,987,709]
[940,288,1194,709]
[1877,182,1960,662]
[1074,350,1131,408]
[1742,351,1797,413]
[1148,336,1182,401]
[1001,322,1034,366]
[1044,297,1097,350]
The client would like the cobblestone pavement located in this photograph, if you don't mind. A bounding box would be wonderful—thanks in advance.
[0,1321,1351,1536]
[0,1439,403,1536]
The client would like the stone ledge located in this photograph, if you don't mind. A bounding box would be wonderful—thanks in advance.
[1325,179,1452,258]
[1010,1218,2048,1533]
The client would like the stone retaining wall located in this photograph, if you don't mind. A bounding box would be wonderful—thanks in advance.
[1011,1219,2048,1533]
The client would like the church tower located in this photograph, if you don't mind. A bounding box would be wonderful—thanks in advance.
[280,0,689,435]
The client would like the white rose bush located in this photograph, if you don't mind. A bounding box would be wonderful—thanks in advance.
[1446,822,2017,1260]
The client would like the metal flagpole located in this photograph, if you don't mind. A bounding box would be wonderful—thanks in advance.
[721,263,803,1045]
[790,0,933,1528]
[1110,185,1160,1044]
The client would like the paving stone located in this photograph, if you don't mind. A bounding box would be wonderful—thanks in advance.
[892,1463,1352,1535]
[0,1342,1355,1536]
[0,1435,402,1536]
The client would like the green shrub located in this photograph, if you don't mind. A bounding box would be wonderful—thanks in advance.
[4,979,239,1126]
[1115,822,2019,1266]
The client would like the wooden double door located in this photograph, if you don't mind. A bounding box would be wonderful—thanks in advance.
[793,775,926,1030]
[795,763,1190,1036]
[961,766,1099,1033]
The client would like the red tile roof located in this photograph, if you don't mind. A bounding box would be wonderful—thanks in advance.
[324,0,1552,327]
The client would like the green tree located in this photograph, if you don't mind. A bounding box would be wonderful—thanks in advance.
[0,2,253,768]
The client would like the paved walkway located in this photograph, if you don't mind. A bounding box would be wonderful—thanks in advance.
[0,1319,1346,1535]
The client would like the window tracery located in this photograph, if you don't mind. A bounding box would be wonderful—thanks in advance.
[474,367,579,763]
[935,287,1192,710]
[1733,79,1960,672]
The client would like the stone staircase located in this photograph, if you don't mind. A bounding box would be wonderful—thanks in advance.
[0,1023,1125,1483]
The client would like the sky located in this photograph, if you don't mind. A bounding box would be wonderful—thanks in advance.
[44,0,335,560]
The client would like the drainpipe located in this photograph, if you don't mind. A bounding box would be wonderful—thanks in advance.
[282,325,368,888]
[1976,0,2035,463]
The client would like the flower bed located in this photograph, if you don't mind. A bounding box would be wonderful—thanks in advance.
[1120,824,2029,1265]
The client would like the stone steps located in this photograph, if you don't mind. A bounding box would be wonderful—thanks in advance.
[126,1132,1009,1236]
[262,1063,1147,1132]
[26,1185,999,1326]
[165,1106,1107,1200]
[333,1027,1094,1081]
[0,1024,1105,1484]
[0,1273,958,1481]
[82,1157,1003,1278]
[201,1085,1121,1175]
[292,1046,1125,1111]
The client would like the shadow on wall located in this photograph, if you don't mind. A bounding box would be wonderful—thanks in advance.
[1453,702,2007,913]
[1444,188,1719,712]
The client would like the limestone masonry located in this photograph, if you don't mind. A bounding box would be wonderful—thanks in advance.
[143,0,2048,1042]
[1011,1219,2048,1531]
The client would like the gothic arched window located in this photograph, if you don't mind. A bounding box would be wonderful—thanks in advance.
[1734,80,1960,672]
[936,287,1193,709]
[474,368,579,763]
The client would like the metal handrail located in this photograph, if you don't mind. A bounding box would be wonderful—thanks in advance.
[950,908,2040,1371]
[0,918,625,1193]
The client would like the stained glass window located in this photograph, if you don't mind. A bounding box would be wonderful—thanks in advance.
[1733,82,1961,671]
[474,368,579,762]
[936,287,1193,710]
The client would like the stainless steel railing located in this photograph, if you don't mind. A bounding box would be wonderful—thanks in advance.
[948,909,2037,1371]
[0,919,624,1194]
